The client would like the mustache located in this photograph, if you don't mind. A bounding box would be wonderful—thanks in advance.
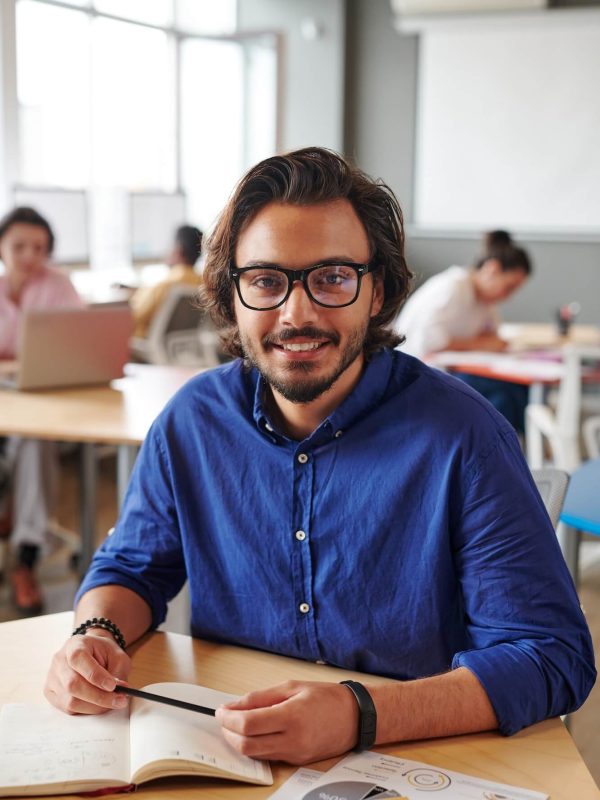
[262,326,340,347]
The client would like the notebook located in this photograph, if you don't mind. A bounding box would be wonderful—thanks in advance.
[0,306,133,391]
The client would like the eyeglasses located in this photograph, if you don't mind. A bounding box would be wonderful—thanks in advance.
[229,260,377,311]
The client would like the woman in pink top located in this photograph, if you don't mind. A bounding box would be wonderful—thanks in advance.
[0,207,83,613]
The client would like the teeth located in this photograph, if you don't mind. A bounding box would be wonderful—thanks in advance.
[281,342,322,352]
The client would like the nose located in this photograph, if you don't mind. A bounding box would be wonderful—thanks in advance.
[278,278,318,326]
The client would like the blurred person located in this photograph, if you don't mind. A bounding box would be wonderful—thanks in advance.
[394,238,531,432]
[0,206,83,613]
[130,224,203,338]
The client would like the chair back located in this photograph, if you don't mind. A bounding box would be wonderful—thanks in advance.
[133,285,221,367]
[526,345,600,472]
[582,416,600,459]
[531,467,570,529]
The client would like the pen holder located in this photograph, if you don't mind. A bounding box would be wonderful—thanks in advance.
[555,301,580,337]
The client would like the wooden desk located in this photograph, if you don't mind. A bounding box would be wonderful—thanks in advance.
[1,612,598,800]
[499,323,600,350]
[429,351,565,404]
[0,364,200,568]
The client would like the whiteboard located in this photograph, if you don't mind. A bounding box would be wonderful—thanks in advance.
[414,11,600,233]
[13,188,88,263]
[130,192,186,260]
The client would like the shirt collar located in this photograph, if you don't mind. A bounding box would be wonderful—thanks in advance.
[251,348,395,444]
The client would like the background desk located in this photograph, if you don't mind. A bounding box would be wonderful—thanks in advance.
[0,364,200,568]
[499,323,600,350]
[429,350,565,404]
[1,612,598,799]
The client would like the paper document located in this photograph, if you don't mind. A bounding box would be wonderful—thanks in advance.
[272,751,548,800]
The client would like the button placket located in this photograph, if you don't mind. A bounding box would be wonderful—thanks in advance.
[291,445,319,657]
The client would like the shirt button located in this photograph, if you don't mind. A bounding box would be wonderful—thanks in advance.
[107,527,115,536]
[265,422,273,432]
[295,530,306,541]
[334,430,343,438]
[297,453,309,464]
[299,602,310,614]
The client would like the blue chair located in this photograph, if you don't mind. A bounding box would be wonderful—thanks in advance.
[557,456,600,588]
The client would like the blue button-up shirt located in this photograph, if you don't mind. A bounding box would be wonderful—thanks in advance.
[77,349,595,735]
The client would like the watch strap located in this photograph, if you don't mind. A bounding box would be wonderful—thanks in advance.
[340,679,377,751]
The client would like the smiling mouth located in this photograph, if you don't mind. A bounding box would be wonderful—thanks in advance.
[279,342,325,352]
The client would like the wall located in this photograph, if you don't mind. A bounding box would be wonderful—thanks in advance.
[345,0,417,217]
[238,0,346,152]
[0,1,17,215]
[346,0,600,324]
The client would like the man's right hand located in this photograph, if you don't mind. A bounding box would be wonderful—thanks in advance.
[44,630,132,714]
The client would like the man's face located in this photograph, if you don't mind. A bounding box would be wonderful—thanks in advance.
[232,199,383,404]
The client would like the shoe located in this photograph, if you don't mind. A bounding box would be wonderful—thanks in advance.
[10,565,44,615]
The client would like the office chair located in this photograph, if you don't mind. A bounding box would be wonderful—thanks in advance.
[130,285,221,368]
[526,345,600,472]
[582,416,600,459]
[531,468,570,530]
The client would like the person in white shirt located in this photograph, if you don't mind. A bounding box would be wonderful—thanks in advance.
[394,240,531,431]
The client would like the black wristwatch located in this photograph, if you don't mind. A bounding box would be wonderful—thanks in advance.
[340,680,377,751]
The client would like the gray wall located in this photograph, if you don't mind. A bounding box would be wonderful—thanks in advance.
[345,0,600,324]
[238,0,346,152]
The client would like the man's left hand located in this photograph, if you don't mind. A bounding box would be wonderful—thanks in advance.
[215,680,359,764]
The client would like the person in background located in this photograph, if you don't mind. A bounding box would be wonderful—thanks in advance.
[130,224,203,338]
[0,206,83,613]
[394,233,531,432]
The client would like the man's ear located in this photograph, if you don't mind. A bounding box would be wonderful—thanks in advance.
[370,275,384,318]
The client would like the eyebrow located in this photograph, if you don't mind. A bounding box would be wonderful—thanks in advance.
[237,257,364,269]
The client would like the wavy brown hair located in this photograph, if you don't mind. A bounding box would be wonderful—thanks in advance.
[200,147,412,359]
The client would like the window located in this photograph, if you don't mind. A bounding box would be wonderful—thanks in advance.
[12,0,277,268]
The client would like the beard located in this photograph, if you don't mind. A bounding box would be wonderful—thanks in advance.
[240,322,369,404]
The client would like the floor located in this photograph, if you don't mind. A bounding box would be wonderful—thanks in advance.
[0,450,599,788]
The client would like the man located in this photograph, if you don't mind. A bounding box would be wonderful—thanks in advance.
[45,148,594,765]
[130,224,203,338]
[394,242,531,432]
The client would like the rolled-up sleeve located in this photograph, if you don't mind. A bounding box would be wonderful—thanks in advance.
[451,431,596,734]
[75,423,186,629]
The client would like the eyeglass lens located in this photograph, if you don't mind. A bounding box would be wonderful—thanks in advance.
[238,264,360,309]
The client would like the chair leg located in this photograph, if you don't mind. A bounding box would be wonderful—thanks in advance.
[556,521,580,588]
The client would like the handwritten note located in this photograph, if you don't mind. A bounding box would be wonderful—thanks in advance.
[0,704,130,789]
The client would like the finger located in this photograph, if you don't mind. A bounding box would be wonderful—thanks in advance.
[217,705,286,737]
[67,642,128,691]
[221,682,299,711]
[55,661,130,711]
[44,685,126,716]
[220,727,290,761]
[44,676,129,714]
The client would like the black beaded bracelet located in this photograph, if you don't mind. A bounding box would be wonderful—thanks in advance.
[72,617,127,650]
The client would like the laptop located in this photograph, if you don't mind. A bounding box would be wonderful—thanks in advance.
[0,306,133,391]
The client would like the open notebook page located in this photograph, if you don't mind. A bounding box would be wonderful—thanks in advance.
[0,703,130,792]
[129,683,272,785]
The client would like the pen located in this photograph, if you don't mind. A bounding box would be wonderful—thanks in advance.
[114,685,216,716]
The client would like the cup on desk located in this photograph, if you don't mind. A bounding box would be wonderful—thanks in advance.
[556,301,581,337]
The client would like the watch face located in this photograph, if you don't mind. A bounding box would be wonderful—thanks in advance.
[303,781,405,800]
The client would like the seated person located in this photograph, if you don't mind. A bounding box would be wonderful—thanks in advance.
[44,149,593,765]
[394,236,531,432]
[130,224,203,338]
[0,206,83,613]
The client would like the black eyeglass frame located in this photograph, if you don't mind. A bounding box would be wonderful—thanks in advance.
[229,260,378,311]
